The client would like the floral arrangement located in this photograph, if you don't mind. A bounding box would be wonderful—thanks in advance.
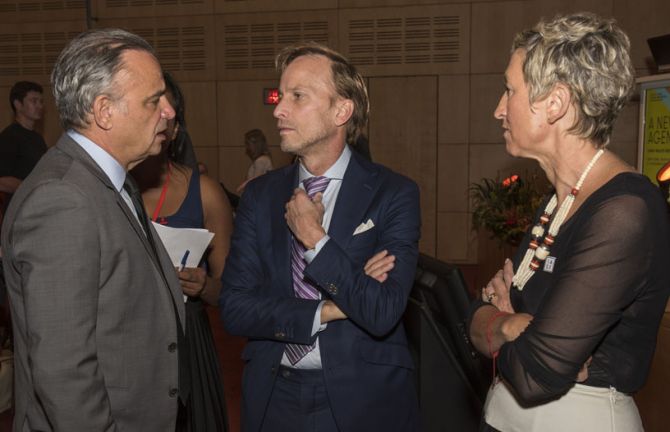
[470,173,548,246]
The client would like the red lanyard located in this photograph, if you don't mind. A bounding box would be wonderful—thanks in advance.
[151,162,171,223]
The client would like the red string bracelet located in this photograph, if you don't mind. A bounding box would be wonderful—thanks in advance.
[486,310,510,380]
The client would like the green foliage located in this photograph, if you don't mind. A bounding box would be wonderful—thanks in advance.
[470,173,548,246]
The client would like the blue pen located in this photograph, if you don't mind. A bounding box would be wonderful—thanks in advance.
[179,250,190,271]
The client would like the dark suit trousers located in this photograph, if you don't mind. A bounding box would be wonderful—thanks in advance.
[260,366,339,432]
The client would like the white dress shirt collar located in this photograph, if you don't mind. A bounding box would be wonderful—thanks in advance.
[298,144,352,184]
[67,129,127,192]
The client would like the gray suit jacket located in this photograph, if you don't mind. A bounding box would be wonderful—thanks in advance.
[1,133,185,431]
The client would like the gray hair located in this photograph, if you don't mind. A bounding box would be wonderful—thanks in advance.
[513,12,635,147]
[51,28,156,130]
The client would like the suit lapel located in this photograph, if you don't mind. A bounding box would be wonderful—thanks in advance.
[328,153,380,248]
[60,136,165,270]
[57,134,185,322]
[271,163,300,297]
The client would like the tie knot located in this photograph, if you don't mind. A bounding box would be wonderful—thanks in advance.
[303,176,330,198]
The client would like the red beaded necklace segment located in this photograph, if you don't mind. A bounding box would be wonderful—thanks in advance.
[513,149,605,290]
[151,161,172,224]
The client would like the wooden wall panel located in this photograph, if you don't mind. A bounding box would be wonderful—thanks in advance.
[469,73,503,144]
[218,80,280,148]
[468,143,535,187]
[368,76,437,255]
[219,146,249,196]
[0,0,85,22]
[535,0,612,18]
[615,0,670,74]
[635,311,670,432]
[438,74,469,144]
[93,0,213,18]
[610,102,639,167]
[179,81,217,150]
[437,143,476,263]
[471,0,613,74]
[470,1,533,74]
[437,212,475,263]
[194,146,219,179]
[37,84,63,146]
[339,4,470,77]
[215,11,337,81]
[0,21,85,86]
[97,15,216,82]
[0,87,11,126]
[341,0,466,6]
[438,143,468,213]
[215,0,335,14]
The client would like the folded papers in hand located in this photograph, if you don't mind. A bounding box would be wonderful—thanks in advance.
[151,222,214,268]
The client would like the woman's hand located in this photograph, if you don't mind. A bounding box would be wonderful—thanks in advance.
[482,258,515,313]
[364,250,395,282]
[176,266,207,297]
[470,306,534,356]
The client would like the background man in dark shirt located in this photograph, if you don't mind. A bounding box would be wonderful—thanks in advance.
[0,81,47,195]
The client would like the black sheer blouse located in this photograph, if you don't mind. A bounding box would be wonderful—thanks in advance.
[475,173,670,405]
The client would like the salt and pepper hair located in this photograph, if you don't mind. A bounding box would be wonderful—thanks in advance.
[275,42,369,145]
[513,12,635,148]
[51,28,156,131]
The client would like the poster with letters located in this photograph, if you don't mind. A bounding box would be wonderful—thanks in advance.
[641,84,670,185]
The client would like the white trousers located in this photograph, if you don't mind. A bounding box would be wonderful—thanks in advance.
[484,380,643,432]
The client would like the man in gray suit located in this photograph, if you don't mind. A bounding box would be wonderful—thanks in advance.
[1,29,188,431]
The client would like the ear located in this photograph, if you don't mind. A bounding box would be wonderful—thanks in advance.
[92,94,115,131]
[12,99,22,113]
[334,98,354,127]
[545,83,571,124]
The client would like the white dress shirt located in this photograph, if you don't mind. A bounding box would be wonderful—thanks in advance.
[281,145,352,369]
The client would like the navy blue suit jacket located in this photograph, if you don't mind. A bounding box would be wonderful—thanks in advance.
[221,151,421,432]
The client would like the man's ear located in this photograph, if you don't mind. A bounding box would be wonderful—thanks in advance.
[545,83,571,124]
[12,99,22,113]
[92,94,114,131]
[334,98,354,127]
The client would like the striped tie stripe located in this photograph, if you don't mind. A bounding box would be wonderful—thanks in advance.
[285,176,331,365]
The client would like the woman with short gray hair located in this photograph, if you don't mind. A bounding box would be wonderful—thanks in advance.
[469,12,670,431]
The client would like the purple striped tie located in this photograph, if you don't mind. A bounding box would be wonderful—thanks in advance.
[285,176,331,365]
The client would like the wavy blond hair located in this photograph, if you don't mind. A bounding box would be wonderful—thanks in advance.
[513,12,635,147]
[276,42,369,145]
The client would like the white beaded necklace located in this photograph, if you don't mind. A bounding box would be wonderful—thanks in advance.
[513,149,605,290]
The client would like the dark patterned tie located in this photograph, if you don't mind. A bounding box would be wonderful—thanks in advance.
[285,176,331,365]
[123,174,191,403]
[123,175,153,241]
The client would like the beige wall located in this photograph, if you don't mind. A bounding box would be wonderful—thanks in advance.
[1,0,667,264]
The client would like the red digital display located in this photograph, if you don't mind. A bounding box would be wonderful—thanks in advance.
[263,88,280,105]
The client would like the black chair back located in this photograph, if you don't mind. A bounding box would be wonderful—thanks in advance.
[404,254,490,432]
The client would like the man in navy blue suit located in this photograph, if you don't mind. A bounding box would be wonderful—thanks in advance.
[221,42,421,432]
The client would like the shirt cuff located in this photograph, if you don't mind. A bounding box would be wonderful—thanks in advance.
[303,235,330,263]
[311,300,328,336]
